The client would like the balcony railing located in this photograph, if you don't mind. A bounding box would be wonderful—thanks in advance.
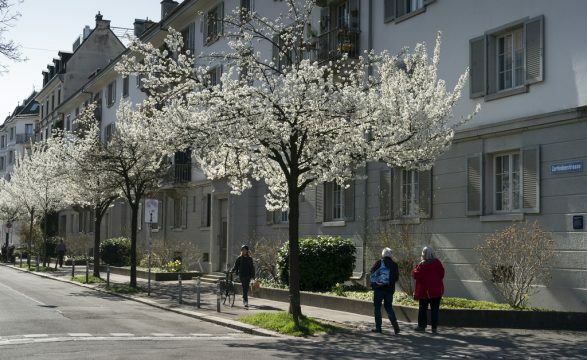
[16,133,35,144]
[317,27,360,62]
[169,163,192,183]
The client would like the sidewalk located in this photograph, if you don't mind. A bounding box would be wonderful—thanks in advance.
[5,263,378,336]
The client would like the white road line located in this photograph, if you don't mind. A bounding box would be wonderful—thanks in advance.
[190,334,215,337]
[151,333,174,337]
[68,333,92,337]
[110,333,134,337]
[23,334,49,338]
[0,282,47,306]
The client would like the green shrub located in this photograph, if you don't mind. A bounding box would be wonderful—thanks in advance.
[278,235,356,292]
[99,237,131,267]
[164,260,182,273]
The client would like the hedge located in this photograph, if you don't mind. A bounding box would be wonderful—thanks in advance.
[99,237,131,267]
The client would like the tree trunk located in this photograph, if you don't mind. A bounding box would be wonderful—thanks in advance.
[287,183,302,327]
[27,210,34,269]
[42,211,47,267]
[93,206,103,278]
[129,202,138,288]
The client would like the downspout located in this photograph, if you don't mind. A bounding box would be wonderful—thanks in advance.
[361,0,374,283]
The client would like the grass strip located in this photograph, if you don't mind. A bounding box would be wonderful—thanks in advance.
[238,312,341,337]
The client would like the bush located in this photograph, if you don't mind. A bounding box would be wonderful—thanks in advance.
[278,235,355,292]
[164,260,182,273]
[476,221,555,308]
[100,237,131,267]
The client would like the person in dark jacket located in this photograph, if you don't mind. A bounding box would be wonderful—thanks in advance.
[370,247,400,334]
[55,240,66,269]
[232,245,255,307]
[412,246,445,333]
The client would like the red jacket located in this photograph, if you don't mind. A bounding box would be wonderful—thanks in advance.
[412,259,445,300]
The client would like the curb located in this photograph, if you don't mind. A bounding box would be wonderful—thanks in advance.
[0,264,283,338]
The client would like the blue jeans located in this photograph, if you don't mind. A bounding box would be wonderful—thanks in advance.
[373,288,396,329]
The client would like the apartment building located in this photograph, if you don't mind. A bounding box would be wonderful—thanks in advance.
[14,0,585,311]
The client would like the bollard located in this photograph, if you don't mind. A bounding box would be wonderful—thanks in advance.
[72,261,75,278]
[85,258,89,284]
[196,277,201,309]
[19,255,22,268]
[216,289,221,313]
[36,254,39,271]
[178,274,183,304]
[106,265,110,288]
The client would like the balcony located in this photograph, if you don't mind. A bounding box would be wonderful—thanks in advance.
[16,133,35,144]
[317,27,360,63]
[169,163,192,183]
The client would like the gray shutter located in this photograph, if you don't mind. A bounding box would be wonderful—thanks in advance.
[315,183,324,223]
[392,168,401,219]
[319,6,330,33]
[396,0,407,18]
[418,169,432,219]
[218,2,224,35]
[182,197,188,229]
[202,14,208,45]
[379,168,392,218]
[266,209,274,225]
[469,35,486,98]
[521,146,540,213]
[344,181,355,221]
[324,182,332,221]
[201,196,208,226]
[466,154,483,216]
[486,35,497,95]
[348,0,359,31]
[188,22,196,54]
[525,15,544,84]
[384,0,396,22]
[272,34,279,66]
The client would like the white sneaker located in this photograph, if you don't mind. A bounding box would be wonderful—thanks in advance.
[244,300,248,307]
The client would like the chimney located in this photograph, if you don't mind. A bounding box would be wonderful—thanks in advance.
[83,25,92,39]
[134,18,155,38]
[42,71,49,86]
[95,12,111,30]
[47,65,55,79]
[161,0,179,20]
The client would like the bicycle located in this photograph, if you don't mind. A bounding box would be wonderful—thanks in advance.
[217,270,236,307]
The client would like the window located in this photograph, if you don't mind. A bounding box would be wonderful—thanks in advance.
[122,77,129,97]
[205,65,222,88]
[51,93,55,111]
[204,3,224,45]
[181,23,196,55]
[58,89,61,105]
[9,127,14,141]
[470,16,544,99]
[384,0,432,23]
[0,157,4,170]
[75,107,80,117]
[401,169,419,216]
[192,196,197,212]
[0,135,5,148]
[240,0,254,22]
[45,128,49,140]
[494,153,521,212]
[65,115,71,131]
[379,166,432,219]
[107,81,116,107]
[173,197,188,229]
[201,193,212,227]
[315,181,355,222]
[8,150,14,164]
[266,209,289,225]
[466,147,540,216]
[104,123,115,143]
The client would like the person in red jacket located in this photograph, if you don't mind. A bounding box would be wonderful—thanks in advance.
[412,246,444,333]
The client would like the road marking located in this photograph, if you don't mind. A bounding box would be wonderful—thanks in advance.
[110,333,134,337]
[151,333,174,337]
[68,333,92,337]
[23,334,48,338]
[0,282,47,306]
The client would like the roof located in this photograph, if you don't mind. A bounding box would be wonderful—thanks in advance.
[3,91,39,124]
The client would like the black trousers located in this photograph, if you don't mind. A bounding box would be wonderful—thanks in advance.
[240,276,251,302]
[418,297,441,329]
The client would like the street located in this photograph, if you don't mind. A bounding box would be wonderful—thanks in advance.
[0,266,585,360]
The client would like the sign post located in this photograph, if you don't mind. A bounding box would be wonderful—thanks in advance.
[144,199,159,296]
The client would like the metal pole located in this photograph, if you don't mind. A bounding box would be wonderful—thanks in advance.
[36,254,39,271]
[72,261,75,278]
[85,257,89,283]
[107,265,110,287]
[147,224,151,297]
[196,277,201,308]
[178,274,182,304]
[216,283,221,312]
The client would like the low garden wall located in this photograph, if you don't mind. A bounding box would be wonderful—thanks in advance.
[251,286,587,331]
[99,265,201,281]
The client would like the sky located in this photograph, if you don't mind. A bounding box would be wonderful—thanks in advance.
[0,0,163,122]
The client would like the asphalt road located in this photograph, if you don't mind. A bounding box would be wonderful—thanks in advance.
[0,266,585,360]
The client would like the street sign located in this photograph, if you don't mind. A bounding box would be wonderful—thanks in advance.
[145,199,159,224]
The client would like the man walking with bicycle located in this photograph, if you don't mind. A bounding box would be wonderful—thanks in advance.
[232,245,255,308]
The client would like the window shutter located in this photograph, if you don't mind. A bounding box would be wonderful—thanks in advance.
[348,0,359,31]
[392,168,401,219]
[469,35,486,98]
[218,2,224,35]
[272,34,279,66]
[188,22,196,54]
[521,146,540,213]
[202,14,208,45]
[418,169,432,218]
[384,0,396,22]
[396,0,407,18]
[315,183,324,223]
[344,181,355,221]
[324,182,333,221]
[201,196,208,226]
[379,168,392,218]
[266,208,274,225]
[319,6,330,33]
[525,15,544,84]
[466,154,483,216]
[182,197,188,229]
[486,35,497,95]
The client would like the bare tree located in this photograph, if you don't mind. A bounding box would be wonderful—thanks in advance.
[248,235,287,280]
[0,0,24,72]
[476,221,555,308]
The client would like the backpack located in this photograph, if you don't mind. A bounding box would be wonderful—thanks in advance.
[370,261,390,286]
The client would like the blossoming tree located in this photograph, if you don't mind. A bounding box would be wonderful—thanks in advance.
[118,0,475,325]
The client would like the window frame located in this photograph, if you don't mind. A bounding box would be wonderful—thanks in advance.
[204,2,224,45]
[493,151,522,213]
[122,76,130,98]
[496,28,525,92]
[106,80,117,107]
[401,169,420,217]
